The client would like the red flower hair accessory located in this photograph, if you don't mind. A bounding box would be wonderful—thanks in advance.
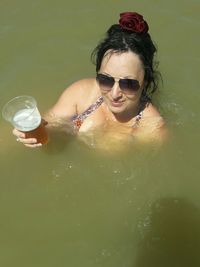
[119,12,149,34]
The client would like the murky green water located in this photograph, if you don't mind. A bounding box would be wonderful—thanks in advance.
[0,1,200,266]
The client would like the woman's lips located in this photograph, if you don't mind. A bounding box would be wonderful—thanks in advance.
[110,101,124,107]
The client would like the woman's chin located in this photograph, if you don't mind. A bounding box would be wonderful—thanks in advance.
[108,104,126,114]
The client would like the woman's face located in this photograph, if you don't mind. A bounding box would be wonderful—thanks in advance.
[98,50,145,117]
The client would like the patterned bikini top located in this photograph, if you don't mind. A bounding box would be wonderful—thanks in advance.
[71,96,143,130]
[72,96,104,130]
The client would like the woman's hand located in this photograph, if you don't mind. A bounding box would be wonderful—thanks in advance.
[12,119,48,148]
[12,128,43,147]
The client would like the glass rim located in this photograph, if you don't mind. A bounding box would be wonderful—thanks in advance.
[2,95,38,122]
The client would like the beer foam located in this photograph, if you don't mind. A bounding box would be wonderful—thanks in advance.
[13,108,41,131]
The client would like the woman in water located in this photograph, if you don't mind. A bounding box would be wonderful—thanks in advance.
[13,12,167,149]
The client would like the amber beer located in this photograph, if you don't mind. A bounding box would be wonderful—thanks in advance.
[23,122,48,144]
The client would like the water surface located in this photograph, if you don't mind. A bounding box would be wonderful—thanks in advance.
[0,1,200,266]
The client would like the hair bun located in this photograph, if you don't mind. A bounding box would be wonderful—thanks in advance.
[107,24,122,37]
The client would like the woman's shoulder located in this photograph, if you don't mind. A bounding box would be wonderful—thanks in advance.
[56,77,99,105]
[138,102,168,142]
[142,102,165,124]
[45,78,99,119]
[61,78,97,97]
[54,78,101,115]
[64,78,101,110]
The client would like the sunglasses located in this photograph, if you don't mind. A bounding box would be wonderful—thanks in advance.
[96,73,140,93]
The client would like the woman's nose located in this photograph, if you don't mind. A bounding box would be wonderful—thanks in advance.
[110,82,122,99]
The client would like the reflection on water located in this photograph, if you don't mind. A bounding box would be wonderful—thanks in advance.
[0,0,200,266]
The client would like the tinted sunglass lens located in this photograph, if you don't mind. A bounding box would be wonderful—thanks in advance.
[119,79,140,92]
[96,74,114,90]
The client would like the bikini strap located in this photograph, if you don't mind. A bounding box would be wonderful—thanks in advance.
[132,111,143,128]
[72,96,103,129]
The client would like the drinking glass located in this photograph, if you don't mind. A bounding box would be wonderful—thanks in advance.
[2,95,48,144]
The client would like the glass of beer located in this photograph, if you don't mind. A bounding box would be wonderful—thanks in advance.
[2,95,48,144]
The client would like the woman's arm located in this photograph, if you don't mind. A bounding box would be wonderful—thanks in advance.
[12,79,88,147]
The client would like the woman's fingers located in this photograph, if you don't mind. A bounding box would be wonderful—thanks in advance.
[12,128,26,138]
[24,143,42,148]
[12,128,42,147]
[16,137,38,144]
